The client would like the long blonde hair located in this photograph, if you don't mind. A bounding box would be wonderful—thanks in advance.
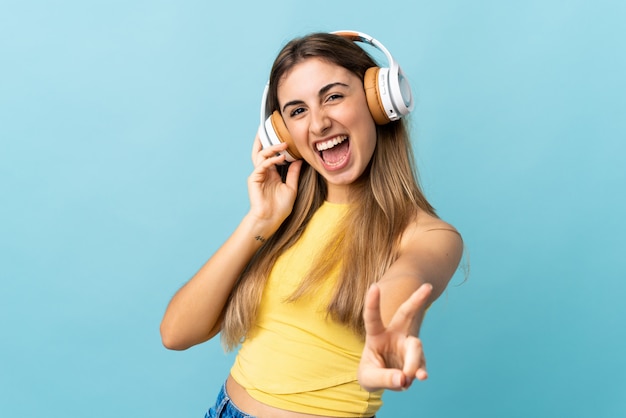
[221,32,436,350]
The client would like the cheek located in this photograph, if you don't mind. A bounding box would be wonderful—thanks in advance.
[358,112,378,152]
[353,99,376,133]
[287,122,309,148]
[365,128,378,159]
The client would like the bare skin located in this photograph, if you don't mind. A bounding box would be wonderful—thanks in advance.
[225,376,337,418]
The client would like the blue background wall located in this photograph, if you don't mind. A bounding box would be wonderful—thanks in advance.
[1,1,624,417]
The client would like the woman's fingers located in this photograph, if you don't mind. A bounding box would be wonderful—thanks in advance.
[416,366,428,381]
[252,137,290,168]
[284,159,303,191]
[402,336,427,384]
[363,284,386,337]
[358,364,407,392]
[387,283,432,332]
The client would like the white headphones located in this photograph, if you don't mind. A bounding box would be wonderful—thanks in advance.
[258,30,414,162]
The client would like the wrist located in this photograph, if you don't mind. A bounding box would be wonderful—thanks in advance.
[241,213,279,244]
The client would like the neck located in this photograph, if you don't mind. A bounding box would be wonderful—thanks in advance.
[326,184,351,204]
[325,174,369,204]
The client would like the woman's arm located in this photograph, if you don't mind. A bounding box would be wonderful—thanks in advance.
[160,138,302,350]
[358,222,463,391]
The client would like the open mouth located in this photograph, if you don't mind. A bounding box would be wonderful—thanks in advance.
[316,135,349,167]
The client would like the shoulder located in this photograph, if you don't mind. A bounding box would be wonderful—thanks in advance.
[401,209,463,250]
[394,209,464,289]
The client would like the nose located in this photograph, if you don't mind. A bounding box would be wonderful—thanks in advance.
[309,107,331,137]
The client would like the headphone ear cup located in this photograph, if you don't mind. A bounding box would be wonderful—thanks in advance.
[269,110,302,160]
[364,67,391,125]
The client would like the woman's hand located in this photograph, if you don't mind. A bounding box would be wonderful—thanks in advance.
[357,282,433,392]
[247,135,302,235]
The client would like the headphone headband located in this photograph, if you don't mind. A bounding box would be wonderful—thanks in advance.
[331,30,398,71]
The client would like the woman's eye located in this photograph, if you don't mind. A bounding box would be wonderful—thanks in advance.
[327,94,343,102]
[289,107,305,117]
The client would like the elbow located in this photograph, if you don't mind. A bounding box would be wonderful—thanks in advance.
[161,336,188,351]
[160,321,191,351]
[159,319,218,351]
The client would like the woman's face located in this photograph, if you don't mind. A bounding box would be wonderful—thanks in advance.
[277,58,377,201]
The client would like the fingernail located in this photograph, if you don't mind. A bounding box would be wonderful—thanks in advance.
[393,373,403,387]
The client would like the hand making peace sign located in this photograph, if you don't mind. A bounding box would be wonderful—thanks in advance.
[358,282,433,392]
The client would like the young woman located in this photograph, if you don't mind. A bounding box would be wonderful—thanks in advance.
[160,31,463,418]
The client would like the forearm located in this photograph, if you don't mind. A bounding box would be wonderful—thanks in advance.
[159,213,273,350]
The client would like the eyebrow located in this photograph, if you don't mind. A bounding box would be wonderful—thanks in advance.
[281,82,349,113]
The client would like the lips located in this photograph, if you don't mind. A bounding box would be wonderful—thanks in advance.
[315,135,350,168]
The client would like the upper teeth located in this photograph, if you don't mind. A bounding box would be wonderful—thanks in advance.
[316,135,347,151]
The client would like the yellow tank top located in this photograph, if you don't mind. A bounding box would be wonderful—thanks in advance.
[230,201,383,417]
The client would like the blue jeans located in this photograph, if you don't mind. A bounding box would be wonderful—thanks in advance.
[204,382,376,418]
[204,383,256,418]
